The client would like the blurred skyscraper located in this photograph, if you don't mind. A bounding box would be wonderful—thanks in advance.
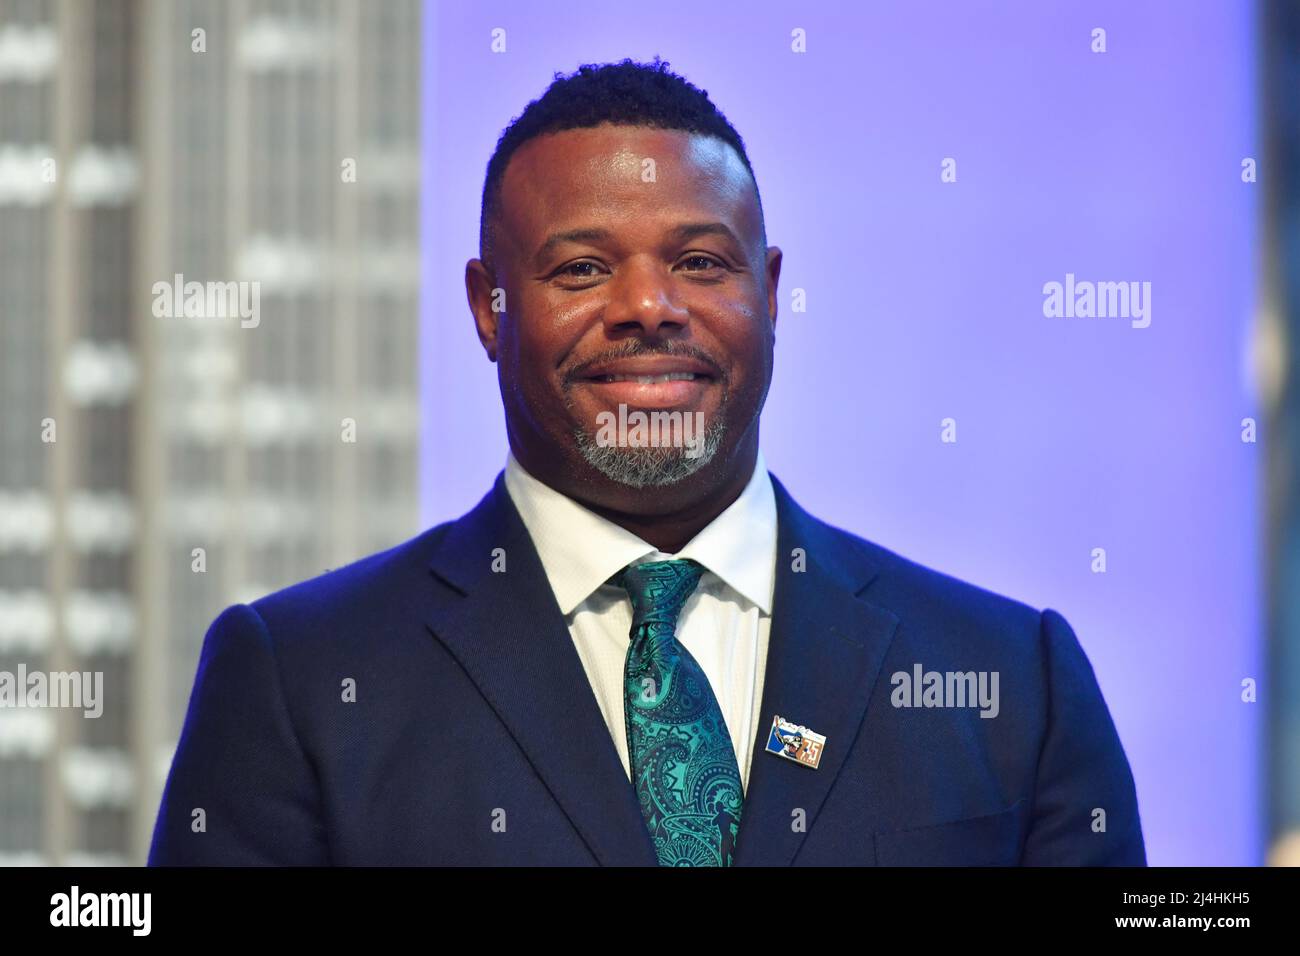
[0,0,421,864]
[1264,0,1300,865]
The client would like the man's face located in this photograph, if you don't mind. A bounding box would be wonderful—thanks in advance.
[467,124,781,514]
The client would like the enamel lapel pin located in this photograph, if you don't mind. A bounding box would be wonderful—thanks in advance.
[764,715,826,769]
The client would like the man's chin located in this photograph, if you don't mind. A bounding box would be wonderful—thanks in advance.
[571,420,727,489]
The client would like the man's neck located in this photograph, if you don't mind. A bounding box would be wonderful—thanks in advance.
[581,465,754,554]
[514,444,759,555]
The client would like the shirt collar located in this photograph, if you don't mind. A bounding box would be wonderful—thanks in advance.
[503,449,777,616]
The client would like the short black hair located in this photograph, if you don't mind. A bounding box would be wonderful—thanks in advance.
[478,56,765,274]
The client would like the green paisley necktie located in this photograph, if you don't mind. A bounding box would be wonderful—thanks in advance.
[614,558,745,867]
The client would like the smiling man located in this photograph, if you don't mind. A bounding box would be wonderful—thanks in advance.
[149,58,1145,867]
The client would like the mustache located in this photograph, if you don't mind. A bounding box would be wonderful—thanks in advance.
[563,342,726,387]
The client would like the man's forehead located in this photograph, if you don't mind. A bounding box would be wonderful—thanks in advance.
[498,125,759,245]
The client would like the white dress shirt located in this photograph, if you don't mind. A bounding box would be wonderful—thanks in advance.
[503,449,778,794]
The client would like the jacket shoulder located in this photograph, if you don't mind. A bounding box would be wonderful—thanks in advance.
[804,505,1046,650]
[231,518,457,651]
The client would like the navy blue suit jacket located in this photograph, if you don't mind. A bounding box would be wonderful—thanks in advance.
[149,472,1145,865]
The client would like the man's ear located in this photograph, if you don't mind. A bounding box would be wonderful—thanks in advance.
[465,258,501,362]
[765,246,783,333]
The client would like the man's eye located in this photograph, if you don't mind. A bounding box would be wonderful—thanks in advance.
[558,261,602,278]
[679,254,723,272]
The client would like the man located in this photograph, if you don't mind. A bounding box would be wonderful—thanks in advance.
[149,58,1145,866]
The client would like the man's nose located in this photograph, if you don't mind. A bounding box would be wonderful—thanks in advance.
[602,258,690,337]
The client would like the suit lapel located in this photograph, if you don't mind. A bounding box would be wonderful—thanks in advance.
[424,474,658,866]
[732,475,900,866]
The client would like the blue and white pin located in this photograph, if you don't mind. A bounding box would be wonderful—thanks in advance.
[765,715,826,769]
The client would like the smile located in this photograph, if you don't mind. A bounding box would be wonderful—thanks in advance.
[594,372,703,384]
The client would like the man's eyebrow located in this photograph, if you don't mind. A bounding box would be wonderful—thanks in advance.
[667,221,742,247]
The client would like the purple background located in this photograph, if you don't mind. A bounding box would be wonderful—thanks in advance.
[420,0,1261,865]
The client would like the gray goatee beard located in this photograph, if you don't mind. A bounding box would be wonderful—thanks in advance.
[572,416,728,489]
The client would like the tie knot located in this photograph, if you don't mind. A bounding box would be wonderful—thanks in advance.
[614,558,705,630]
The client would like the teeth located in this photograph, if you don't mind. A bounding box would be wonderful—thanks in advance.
[599,372,698,384]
